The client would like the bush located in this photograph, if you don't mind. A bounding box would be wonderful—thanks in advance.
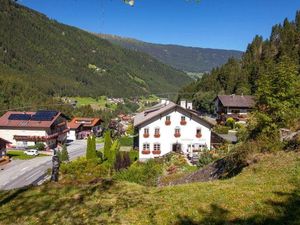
[129,150,139,162]
[197,150,214,168]
[119,136,133,146]
[114,151,131,171]
[214,125,230,134]
[35,142,45,151]
[114,160,163,186]
[226,117,235,129]
[60,157,109,183]
[60,144,69,162]
[86,135,97,159]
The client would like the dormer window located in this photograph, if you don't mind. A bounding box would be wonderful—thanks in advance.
[180,116,187,125]
[154,127,160,138]
[143,128,149,138]
[165,115,171,125]
[196,128,202,138]
[174,127,181,138]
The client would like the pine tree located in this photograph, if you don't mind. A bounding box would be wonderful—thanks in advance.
[86,134,97,160]
[103,130,112,160]
[61,144,69,162]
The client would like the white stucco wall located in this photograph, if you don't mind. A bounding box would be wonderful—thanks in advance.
[0,129,47,147]
[138,110,211,160]
[67,130,77,141]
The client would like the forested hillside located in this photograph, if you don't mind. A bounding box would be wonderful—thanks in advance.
[180,11,300,123]
[98,34,243,73]
[0,0,191,110]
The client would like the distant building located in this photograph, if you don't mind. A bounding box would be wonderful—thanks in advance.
[134,101,213,161]
[0,111,69,149]
[214,94,255,115]
[0,138,11,158]
[67,117,103,140]
[214,95,255,123]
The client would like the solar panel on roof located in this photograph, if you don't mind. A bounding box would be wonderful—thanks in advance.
[31,110,58,121]
[8,114,31,120]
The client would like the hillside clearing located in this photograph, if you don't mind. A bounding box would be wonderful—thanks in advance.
[0,151,299,224]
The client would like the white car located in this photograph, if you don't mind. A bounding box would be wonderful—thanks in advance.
[24,150,39,156]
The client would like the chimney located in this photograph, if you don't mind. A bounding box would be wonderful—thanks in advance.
[180,100,187,108]
[187,102,193,110]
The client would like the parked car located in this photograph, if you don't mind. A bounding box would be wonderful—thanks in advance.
[24,150,39,156]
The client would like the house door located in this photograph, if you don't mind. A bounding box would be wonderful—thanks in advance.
[172,143,182,153]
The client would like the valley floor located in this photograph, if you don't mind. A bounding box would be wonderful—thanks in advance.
[0,151,299,225]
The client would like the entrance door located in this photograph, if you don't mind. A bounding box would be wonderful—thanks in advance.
[172,143,182,153]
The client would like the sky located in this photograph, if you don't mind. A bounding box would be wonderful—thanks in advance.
[19,0,300,51]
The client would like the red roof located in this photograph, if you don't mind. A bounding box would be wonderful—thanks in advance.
[68,117,103,129]
[0,111,63,129]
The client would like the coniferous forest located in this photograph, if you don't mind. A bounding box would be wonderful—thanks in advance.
[0,0,191,111]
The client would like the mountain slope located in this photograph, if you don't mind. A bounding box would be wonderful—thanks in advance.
[0,0,191,98]
[98,34,243,73]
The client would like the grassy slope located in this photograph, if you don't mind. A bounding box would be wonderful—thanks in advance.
[0,151,299,225]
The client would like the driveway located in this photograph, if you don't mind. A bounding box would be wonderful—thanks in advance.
[0,140,103,190]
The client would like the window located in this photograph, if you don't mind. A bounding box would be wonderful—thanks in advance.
[174,127,181,137]
[165,115,171,125]
[142,143,150,154]
[153,143,161,154]
[143,128,149,138]
[154,127,160,138]
[143,143,150,150]
[154,143,161,151]
[180,116,187,125]
[196,128,202,138]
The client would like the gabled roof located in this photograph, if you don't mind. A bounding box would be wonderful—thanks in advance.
[215,95,255,108]
[0,111,63,129]
[68,117,103,128]
[0,137,11,144]
[134,101,213,128]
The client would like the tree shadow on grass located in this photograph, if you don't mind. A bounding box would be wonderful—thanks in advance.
[0,187,29,205]
[174,187,300,225]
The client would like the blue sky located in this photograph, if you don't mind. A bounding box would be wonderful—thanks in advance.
[19,0,300,51]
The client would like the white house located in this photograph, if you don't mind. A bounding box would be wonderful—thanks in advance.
[134,101,213,161]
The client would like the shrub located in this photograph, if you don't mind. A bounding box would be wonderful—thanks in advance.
[114,160,163,186]
[226,117,235,129]
[129,150,139,162]
[35,142,45,151]
[119,136,133,146]
[60,157,109,183]
[103,130,112,160]
[197,150,214,168]
[60,144,69,162]
[114,151,131,171]
[214,125,230,134]
[86,135,97,159]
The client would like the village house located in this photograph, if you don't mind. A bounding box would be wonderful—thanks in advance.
[214,94,255,123]
[0,137,11,158]
[134,100,213,161]
[0,110,69,150]
[67,117,103,141]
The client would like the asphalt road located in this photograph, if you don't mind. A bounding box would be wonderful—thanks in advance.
[0,140,103,190]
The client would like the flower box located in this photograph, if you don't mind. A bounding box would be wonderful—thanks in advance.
[196,133,202,138]
[180,120,187,125]
[154,134,160,138]
[174,133,181,138]
[143,133,149,138]
[142,150,150,154]
[152,150,161,155]
[165,120,171,125]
